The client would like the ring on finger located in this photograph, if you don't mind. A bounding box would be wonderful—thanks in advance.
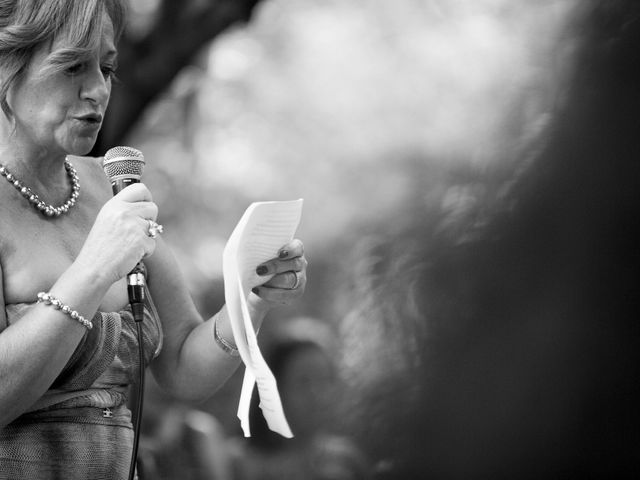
[288,271,300,290]
[147,219,164,238]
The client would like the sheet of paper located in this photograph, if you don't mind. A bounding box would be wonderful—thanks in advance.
[222,199,303,438]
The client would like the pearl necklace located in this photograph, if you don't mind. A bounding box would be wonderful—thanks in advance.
[0,159,80,217]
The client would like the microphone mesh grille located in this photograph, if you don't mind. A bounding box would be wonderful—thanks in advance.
[103,146,145,180]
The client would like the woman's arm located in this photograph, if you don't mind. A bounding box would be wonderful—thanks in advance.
[144,236,245,399]
[146,236,307,401]
[0,183,158,426]
[0,253,112,426]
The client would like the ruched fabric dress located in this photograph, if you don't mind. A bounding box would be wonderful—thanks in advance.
[0,293,162,480]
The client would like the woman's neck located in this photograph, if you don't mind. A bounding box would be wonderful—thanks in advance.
[0,150,73,211]
[0,114,68,177]
[0,141,67,184]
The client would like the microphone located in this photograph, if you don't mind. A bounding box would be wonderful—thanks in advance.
[104,146,151,480]
[103,146,146,321]
[103,145,145,195]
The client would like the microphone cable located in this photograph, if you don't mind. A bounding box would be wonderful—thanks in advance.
[128,266,146,480]
[129,320,146,480]
[102,146,149,480]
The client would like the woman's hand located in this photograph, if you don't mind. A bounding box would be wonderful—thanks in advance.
[75,183,159,286]
[251,238,307,307]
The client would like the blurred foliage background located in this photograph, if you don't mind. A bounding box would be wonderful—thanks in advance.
[112,0,576,307]
[104,0,639,478]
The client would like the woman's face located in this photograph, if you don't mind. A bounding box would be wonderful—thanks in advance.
[8,14,117,157]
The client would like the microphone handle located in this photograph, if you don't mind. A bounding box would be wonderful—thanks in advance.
[128,263,146,322]
[110,177,146,321]
[110,177,139,196]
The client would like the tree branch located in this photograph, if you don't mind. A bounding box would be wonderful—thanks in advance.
[92,0,264,154]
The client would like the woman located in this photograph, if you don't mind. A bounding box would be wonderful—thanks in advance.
[0,0,308,477]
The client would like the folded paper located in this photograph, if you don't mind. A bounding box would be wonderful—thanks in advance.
[222,199,303,437]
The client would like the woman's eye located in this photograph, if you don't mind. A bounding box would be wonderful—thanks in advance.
[65,63,84,75]
[101,64,117,81]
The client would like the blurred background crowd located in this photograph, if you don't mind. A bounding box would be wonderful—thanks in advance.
[100,0,639,478]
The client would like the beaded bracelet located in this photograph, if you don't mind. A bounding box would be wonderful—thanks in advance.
[37,292,93,330]
[213,316,239,357]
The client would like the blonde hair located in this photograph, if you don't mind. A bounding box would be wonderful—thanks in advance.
[0,0,126,116]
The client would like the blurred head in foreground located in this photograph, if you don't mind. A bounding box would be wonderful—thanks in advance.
[336,1,640,478]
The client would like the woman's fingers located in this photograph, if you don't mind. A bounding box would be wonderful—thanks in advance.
[256,256,306,277]
[277,238,304,260]
[252,239,307,304]
[253,269,306,303]
[262,271,303,290]
[253,284,305,304]
[113,183,158,222]
[114,182,153,202]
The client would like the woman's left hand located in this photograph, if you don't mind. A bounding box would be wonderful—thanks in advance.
[251,238,307,306]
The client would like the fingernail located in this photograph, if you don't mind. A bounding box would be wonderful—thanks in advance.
[256,265,268,276]
[278,249,289,259]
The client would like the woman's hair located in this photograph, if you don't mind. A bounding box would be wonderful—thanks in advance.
[0,0,127,117]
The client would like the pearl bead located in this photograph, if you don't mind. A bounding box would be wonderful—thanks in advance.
[0,159,80,217]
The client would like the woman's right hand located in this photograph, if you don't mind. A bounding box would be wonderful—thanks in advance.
[75,183,159,286]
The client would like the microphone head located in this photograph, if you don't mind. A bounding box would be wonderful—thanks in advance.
[103,146,145,182]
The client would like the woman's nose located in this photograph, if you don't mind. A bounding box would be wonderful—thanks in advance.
[80,65,110,105]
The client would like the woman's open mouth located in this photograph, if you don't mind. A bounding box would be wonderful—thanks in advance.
[75,114,103,131]
[78,113,102,123]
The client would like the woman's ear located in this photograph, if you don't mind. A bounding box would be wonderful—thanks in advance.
[0,94,16,135]
[1,75,18,128]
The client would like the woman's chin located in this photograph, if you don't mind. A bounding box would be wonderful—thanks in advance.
[65,137,98,157]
